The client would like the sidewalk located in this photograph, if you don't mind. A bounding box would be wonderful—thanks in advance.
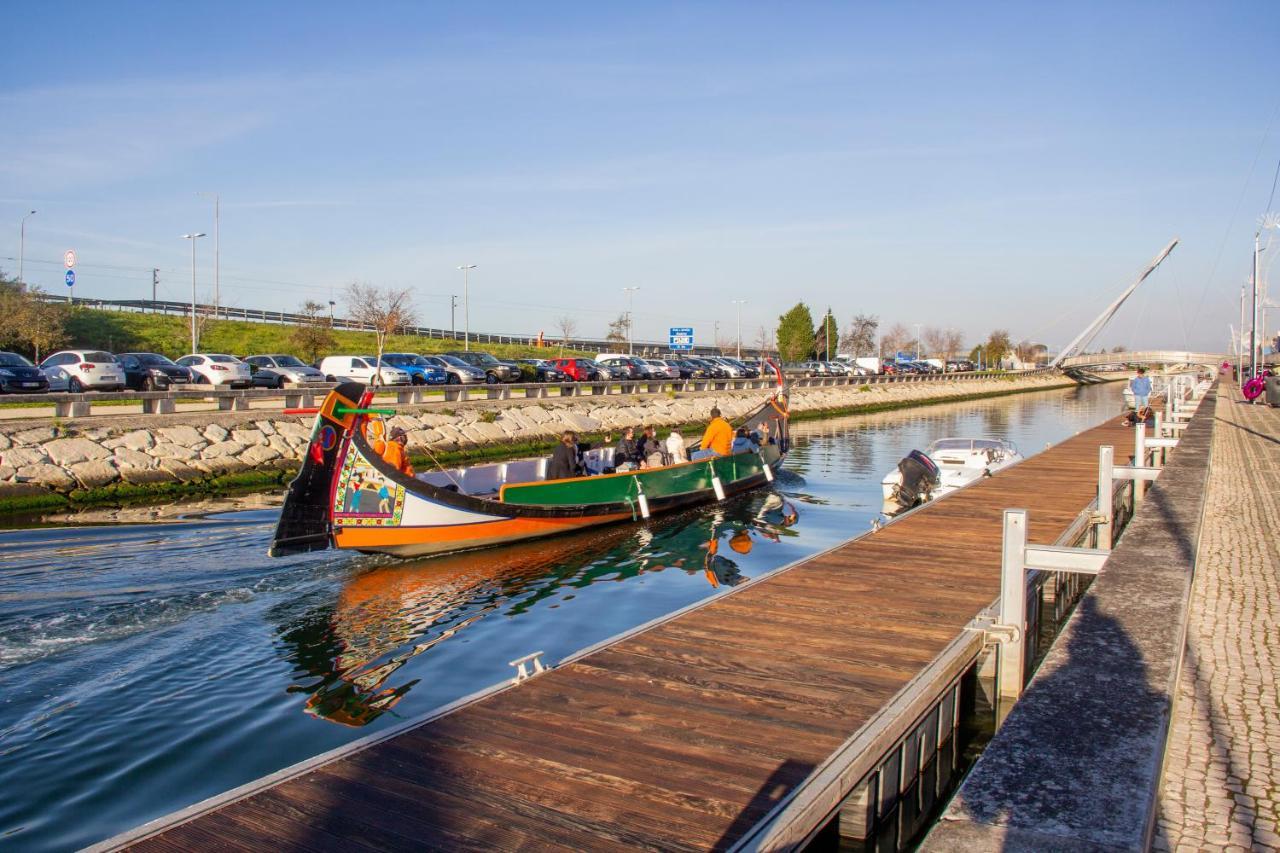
[1156,389,1280,851]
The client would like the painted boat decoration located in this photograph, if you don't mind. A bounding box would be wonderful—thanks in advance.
[269,365,790,559]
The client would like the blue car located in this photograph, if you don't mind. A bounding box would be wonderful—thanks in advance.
[380,353,448,385]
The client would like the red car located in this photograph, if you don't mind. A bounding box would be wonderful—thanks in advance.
[548,357,605,381]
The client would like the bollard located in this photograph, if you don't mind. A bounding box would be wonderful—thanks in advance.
[1097,445,1114,550]
[998,509,1029,703]
[1133,423,1146,507]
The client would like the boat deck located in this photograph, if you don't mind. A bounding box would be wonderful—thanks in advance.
[120,416,1135,852]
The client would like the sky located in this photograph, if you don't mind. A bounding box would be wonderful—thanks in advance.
[3,2,1279,353]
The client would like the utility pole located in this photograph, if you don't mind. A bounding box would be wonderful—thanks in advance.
[181,232,206,353]
[198,192,220,317]
[622,286,639,354]
[458,265,476,350]
[451,295,458,340]
[1251,232,1260,379]
[152,268,159,305]
[731,299,746,360]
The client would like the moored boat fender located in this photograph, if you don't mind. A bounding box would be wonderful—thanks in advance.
[894,450,940,508]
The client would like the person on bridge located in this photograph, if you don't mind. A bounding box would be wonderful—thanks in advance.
[381,427,415,477]
[1130,367,1152,412]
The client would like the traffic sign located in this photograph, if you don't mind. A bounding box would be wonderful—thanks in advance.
[64,250,76,269]
[65,270,75,287]
[669,326,694,351]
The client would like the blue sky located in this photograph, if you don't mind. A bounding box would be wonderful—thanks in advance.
[3,2,1278,352]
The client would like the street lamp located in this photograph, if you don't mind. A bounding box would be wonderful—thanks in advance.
[18,210,36,285]
[731,299,746,360]
[458,265,476,350]
[914,323,923,361]
[197,192,220,316]
[622,286,639,354]
[181,233,207,353]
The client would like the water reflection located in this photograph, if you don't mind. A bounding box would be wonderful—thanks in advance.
[280,491,802,726]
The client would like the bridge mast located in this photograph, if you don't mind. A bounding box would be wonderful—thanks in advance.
[1050,238,1179,368]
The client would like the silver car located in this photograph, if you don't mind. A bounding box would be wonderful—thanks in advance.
[244,354,329,386]
[420,354,486,384]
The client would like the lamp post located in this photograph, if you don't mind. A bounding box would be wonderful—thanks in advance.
[731,299,746,360]
[198,192,220,316]
[914,323,923,361]
[622,286,639,354]
[18,210,36,285]
[181,233,206,353]
[458,265,476,350]
[328,300,335,327]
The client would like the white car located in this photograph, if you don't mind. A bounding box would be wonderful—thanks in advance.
[317,355,412,386]
[40,350,125,392]
[644,359,681,379]
[176,353,253,388]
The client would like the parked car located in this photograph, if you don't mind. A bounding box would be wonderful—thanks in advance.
[946,359,976,372]
[117,352,194,391]
[669,359,709,379]
[720,357,760,378]
[594,354,649,379]
[548,357,611,381]
[176,353,253,387]
[419,354,486,384]
[513,358,568,382]
[0,351,50,393]
[243,354,329,387]
[316,355,411,386]
[40,350,126,392]
[687,357,730,378]
[442,351,520,384]
[641,359,679,379]
[378,353,448,385]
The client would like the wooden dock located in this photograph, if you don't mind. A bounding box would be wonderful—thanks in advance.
[115,416,1136,852]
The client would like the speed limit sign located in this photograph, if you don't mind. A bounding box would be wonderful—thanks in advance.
[64,250,77,268]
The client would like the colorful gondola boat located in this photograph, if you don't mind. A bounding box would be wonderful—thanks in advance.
[269,366,790,559]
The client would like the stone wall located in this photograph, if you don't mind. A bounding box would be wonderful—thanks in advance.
[0,374,1074,504]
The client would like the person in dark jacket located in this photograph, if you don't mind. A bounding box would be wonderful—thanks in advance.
[614,426,640,470]
[547,430,583,480]
[638,425,666,468]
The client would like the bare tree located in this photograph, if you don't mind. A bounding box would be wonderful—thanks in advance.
[291,300,337,363]
[840,314,878,358]
[346,283,415,383]
[941,329,966,362]
[605,313,629,345]
[922,327,948,359]
[1014,339,1039,365]
[880,322,913,358]
[555,314,578,356]
[754,326,772,358]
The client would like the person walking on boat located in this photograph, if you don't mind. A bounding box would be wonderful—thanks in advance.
[547,431,584,480]
[381,427,415,477]
[1130,367,1152,413]
[697,406,733,458]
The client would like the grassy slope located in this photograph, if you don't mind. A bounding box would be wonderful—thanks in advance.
[62,308,571,361]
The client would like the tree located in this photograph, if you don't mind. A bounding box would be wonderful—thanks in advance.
[605,313,629,346]
[1014,339,1040,365]
[290,300,337,363]
[922,327,949,359]
[840,314,878,358]
[555,315,578,356]
[983,329,1012,366]
[345,283,415,383]
[1110,344,1126,353]
[940,329,966,362]
[775,302,815,363]
[754,326,772,358]
[880,322,914,359]
[0,275,67,363]
[813,308,838,361]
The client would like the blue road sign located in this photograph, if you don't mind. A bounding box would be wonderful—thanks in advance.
[669,326,694,351]
[65,270,75,287]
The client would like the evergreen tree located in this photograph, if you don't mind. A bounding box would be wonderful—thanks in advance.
[813,308,839,361]
[776,302,815,363]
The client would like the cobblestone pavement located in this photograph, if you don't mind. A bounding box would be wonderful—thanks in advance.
[1156,388,1280,852]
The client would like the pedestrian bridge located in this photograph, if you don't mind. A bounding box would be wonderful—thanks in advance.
[1058,351,1227,371]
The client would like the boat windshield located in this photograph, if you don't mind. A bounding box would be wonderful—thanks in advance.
[928,438,1016,454]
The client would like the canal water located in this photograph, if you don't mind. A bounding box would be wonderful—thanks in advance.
[0,383,1121,851]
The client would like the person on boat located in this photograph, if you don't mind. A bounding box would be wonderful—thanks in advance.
[365,419,387,456]
[547,430,584,480]
[697,406,733,458]
[381,427,415,477]
[1130,367,1151,412]
[730,427,757,454]
[639,425,666,468]
[666,430,688,464]
[614,427,641,471]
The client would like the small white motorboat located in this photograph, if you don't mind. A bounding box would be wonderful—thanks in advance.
[881,437,1023,513]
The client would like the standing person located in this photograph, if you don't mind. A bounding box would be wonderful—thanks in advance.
[1130,367,1152,414]
[698,406,733,457]
[547,430,583,480]
[381,427,415,476]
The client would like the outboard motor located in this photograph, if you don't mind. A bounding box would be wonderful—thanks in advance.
[895,450,940,508]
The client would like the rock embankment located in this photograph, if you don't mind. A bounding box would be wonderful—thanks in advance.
[0,374,1074,509]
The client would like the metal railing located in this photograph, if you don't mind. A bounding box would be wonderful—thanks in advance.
[9,369,1055,420]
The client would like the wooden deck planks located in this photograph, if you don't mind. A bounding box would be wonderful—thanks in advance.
[129,416,1133,852]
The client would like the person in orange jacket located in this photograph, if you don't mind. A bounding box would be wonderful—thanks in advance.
[381,427,415,476]
[699,406,733,457]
